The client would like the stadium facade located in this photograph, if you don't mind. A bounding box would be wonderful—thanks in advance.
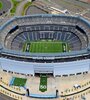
[0,14,90,77]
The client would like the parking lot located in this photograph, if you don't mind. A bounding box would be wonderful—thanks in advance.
[26,5,47,15]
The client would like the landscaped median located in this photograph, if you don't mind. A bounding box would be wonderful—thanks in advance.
[22,2,32,16]
[0,1,3,10]
[10,0,21,16]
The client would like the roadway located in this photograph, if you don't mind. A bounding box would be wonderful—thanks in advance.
[15,0,28,16]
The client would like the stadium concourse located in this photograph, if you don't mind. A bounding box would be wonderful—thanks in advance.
[0,68,90,100]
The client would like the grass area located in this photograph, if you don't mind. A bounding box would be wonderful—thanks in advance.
[22,2,32,16]
[10,0,21,15]
[12,77,27,87]
[39,75,47,92]
[0,1,3,10]
[23,40,69,53]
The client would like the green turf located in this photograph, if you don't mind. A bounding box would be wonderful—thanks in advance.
[39,75,47,92]
[0,1,3,10]
[12,77,27,87]
[10,0,21,15]
[23,40,70,53]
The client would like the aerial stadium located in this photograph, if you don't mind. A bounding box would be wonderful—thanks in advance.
[0,14,90,100]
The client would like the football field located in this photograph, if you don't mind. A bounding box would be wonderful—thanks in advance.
[23,40,69,53]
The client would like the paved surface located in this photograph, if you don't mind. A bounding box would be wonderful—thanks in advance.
[39,0,90,19]
[0,93,15,100]
[26,5,47,15]
[15,0,28,16]
[0,0,11,14]
[50,0,90,15]
[54,0,90,8]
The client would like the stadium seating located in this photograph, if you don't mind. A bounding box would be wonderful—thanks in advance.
[5,24,87,51]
